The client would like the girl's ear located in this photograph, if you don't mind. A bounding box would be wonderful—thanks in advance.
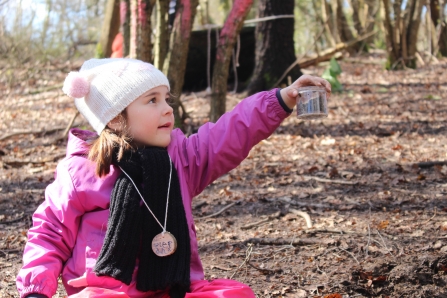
[107,115,122,131]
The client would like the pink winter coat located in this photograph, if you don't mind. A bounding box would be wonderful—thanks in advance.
[17,89,290,298]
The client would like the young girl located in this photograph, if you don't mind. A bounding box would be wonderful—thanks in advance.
[17,58,330,298]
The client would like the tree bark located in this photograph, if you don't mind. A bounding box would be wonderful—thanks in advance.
[163,0,199,127]
[321,0,337,47]
[430,0,447,56]
[97,0,121,58]
[41,0,52,46]
[129,0,156,61]
[121,0,131,57]
[382,0,423,69]
[139,0,157,62]
[335,0,361,53]
[246,0,300,96]
[405,0,424,68]
[209,0,253,122]
[154,0,170,69]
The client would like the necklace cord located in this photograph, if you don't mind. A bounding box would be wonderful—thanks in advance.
[118,156,172,233]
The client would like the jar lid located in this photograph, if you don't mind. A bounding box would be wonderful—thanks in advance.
[297,86,326,92]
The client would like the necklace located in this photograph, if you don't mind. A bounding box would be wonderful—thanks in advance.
[119,156,177,257]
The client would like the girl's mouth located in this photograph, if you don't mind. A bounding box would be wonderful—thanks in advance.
[158,122,171,128]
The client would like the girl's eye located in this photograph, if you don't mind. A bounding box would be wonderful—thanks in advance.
[148,98,156,104]
[166,97,173,104]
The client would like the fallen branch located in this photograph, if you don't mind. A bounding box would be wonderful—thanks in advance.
[289,209,312,228]
[298,31,377,69]
[241,211,281,230]
[0,126,68,141]
[273,26,326,87]
[197,200,241,220]
[301,175,357,185]
[343,57,385,65]
[416,161,447,168]
[304,228,356,235]
[244,237,337,246]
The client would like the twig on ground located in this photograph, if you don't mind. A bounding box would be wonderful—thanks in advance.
[304,229,355,235]
[230,243,254,279]
[0,249,20,256]
[422,207,437,224]
[289,209,312,228]
[365,223,372,256]
[247,261,282,273]
[338,247,360,264]
[244,238,337,246]
[61,111,80,139]
[193,201,207,210]
[210,265,232,271]
[376,230,393,255]
[241,211,281,230]
[197,200,241,220]
[301,175,357,185]
[0,215,28,225]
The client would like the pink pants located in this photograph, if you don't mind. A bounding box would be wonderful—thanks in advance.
[67,279,255,298]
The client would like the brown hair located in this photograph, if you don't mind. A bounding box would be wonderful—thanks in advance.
[87,112,133,177]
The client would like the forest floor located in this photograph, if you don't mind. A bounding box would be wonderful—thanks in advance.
[1,53,447,298]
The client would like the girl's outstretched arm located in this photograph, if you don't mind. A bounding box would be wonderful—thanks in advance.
[16,160,86,298]
[169,75,330,200]
[169,88,291,198]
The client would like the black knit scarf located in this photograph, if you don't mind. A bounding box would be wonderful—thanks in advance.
[94,147,191,298]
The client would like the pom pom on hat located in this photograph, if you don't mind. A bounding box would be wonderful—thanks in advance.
[63,72,90,98]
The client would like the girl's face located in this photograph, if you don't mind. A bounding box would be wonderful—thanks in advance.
[125,85,174,147]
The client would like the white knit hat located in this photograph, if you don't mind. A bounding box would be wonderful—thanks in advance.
[62,58,170,134]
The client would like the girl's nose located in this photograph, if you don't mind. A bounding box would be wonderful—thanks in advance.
[163,101,174,115]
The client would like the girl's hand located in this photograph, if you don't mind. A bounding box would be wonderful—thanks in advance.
[280,74,331,110]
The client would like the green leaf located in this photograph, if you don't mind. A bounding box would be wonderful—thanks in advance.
[322,68,343,92]
[329,57,342,75]
[426,94,441,100]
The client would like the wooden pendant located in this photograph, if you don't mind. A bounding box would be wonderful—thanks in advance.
[152,232,177,257]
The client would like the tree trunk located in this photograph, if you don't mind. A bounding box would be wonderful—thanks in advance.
[335,0,361,53]
[209,0,253,122]
[382,0,423,69]
[321,0,337,47]
[154,0,170,69]
[129,0,156,61]
[97,0,121,58]
[430,0,447,56]
[246,0,301,95]
[41,0,52,46]
[163,0,199,127]
[139,0,157,62]
[328,0,342,43]
[121,0,131,57]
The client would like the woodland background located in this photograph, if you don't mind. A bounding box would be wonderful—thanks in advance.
[1,0,447,297]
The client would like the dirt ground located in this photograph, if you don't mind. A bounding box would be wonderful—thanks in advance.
[1,54,447,298]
